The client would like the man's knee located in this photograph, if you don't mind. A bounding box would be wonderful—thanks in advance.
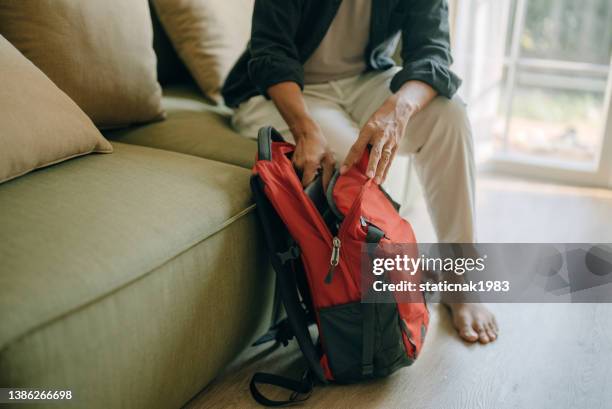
[423,96,472,147]
[430,95,469,126]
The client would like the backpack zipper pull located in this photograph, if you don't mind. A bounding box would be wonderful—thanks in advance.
[325,237,341,284]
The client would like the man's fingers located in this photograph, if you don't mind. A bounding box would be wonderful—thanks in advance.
[341,142,366,175]
[321,152,336,192]
[301,161,319,187]
[366,136,385,179]
[341,126,371,174]
[375,144,394,184]
[381,147,398,183]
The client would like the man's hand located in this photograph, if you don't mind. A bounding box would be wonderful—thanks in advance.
[267,81,335,188]
[291,118,335,188]
[340,80,438,183]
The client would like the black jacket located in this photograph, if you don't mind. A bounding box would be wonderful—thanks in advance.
[222,0,461,108]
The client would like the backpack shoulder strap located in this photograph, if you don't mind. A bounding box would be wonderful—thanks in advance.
[250,174,327,383]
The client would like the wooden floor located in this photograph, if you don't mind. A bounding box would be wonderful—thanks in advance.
[186,173,612,409]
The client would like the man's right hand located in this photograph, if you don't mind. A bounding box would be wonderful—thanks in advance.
[291,118,335,188]
[267,81,335,189]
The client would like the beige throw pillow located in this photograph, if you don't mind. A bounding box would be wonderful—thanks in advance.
[153,0,254,103]
[0,0,164,129]
[0,36,113,184]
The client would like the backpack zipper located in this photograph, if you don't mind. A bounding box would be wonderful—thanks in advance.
[323,179,372,285]
[324,236,341,284]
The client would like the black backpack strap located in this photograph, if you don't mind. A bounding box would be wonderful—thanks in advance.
[361,303,375,377]
[325,170,344,221]
[252,318,294,347]
[361,222,386,377]
[258,126,286,161]
[250,370,314,407]
[250,174,327,383]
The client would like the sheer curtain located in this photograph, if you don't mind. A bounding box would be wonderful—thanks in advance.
[451,0,512,161]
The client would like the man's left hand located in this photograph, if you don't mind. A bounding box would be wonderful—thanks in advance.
[340,80,438,184]
[340,94,417,184]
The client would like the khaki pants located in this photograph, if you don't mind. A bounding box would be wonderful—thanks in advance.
[231,67,476,242]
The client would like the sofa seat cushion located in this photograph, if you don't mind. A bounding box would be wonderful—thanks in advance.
[0,142,257,351]
[105,85,256,169]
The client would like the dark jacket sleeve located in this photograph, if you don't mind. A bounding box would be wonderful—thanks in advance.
[390,0,461,98]
[247,0,304,98]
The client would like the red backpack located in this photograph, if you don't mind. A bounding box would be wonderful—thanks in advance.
[249,127,429,406]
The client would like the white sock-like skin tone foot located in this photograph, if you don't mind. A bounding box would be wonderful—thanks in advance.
[447,303,499,344]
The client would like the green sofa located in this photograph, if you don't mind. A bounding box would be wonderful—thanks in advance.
[0,10,275,409]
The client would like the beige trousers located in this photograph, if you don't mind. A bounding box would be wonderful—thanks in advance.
[231,67,476,243]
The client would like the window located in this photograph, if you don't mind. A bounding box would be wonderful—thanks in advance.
[453,0,612,185]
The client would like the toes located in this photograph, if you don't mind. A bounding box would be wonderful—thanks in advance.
[486,325,497,341]
[459,326,479,342]
[450,304,499,344]
[452,306,478,343]
[492,315,500,333]
[474,324,490,344]
[486,321,498,338]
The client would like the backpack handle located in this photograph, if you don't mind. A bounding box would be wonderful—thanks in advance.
[257,126,286,161]
[250,370,313,407]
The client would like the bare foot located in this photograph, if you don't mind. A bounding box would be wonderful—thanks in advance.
[446,303,499,344]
